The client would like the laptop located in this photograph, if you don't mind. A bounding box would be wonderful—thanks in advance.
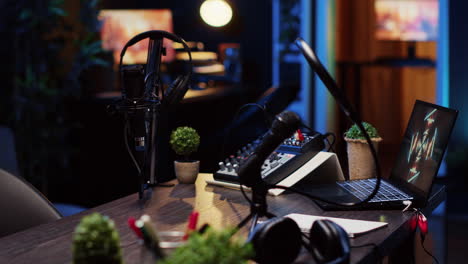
[305,100,458,210]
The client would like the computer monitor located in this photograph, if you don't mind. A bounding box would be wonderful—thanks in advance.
[375,0,438,42]
[99,9,175,65]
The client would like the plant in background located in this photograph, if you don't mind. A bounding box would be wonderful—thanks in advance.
[160,227,253,264]
[344,122,382,180]
[11,0,109,191]
[344,122,380,140]
[170,127,201,161]
[72,212,123,264]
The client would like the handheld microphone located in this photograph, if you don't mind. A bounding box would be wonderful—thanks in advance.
[238,111,301,188]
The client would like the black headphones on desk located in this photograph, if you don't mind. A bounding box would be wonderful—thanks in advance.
[119,30,193,106]
[249,217,350,264]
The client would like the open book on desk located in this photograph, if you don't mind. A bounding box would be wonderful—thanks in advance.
[286,213,388,238]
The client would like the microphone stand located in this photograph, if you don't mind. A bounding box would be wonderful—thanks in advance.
[144,37,164,188]
[237,164,276,235]
[131,36,165,199]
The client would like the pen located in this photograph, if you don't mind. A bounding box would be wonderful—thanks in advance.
[183,211,199,240]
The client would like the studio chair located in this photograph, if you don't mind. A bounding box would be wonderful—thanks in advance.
[0,125,86,216]
[0,168,62,238]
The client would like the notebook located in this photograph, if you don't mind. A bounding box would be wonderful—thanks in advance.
[307,100,458,210]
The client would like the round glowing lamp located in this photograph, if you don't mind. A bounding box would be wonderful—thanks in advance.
[200,0,233,27]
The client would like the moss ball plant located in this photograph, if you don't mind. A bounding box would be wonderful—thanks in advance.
[344,122,380,140]
[72,213,123,264]
[170,126,200,160]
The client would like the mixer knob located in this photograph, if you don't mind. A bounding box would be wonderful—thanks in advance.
[218,162,225,170]
[226,162,233,171]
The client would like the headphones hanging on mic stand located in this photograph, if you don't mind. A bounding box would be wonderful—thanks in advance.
[112,30,192,199]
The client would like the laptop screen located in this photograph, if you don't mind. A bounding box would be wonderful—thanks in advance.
[391,100,458,197]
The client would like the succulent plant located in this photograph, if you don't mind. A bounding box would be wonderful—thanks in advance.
[170,126,200,160]
[345,122,380,140]
[72,213,123,264]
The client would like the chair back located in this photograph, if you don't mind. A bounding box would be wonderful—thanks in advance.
[0,169,61,237]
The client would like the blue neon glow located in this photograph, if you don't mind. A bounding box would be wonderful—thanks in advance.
[314,0,330,133]
[437,0,449,107]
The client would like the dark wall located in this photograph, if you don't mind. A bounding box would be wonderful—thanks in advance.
[447,0,468,214]
[449,0,468,147]
[101,0,272,95]
[0,0,15,124]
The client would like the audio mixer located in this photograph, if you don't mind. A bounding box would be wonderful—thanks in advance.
[214,132,325,185]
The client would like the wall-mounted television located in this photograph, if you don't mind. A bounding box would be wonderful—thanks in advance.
[99,9,175,65]
[375,0,438,42]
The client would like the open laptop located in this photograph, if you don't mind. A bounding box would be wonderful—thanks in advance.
[306,100,458,210]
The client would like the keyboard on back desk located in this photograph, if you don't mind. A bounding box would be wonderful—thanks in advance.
[337,179,413,202]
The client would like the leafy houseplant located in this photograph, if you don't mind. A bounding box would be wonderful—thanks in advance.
[10,0,109,192]
[344,122,382,180]
[170,127,201,183]
[160,227,253,264]
[72,213,123,264]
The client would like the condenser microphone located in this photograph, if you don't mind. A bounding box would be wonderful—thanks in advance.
[238,111,301,188]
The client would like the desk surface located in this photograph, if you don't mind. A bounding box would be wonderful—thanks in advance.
[0,174,445,264]
[94,84,237,104]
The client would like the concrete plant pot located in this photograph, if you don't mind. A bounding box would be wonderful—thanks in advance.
[345,137,382,180]
[174,160,200,184]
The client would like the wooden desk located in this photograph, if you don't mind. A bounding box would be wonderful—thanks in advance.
[0,174,445,264]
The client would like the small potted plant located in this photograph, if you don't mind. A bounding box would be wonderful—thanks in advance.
[72,213,123,264]
[170,126,201,184]
[344,122,382,180]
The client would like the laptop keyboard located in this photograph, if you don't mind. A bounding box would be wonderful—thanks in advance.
[337,179,413,203]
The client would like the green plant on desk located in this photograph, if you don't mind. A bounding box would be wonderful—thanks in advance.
[72,213,123,264]
[170,126,201,161]
[344,122,382,180]
[344,122,380,140]
[160,227,253,264]
[170,126,201,183]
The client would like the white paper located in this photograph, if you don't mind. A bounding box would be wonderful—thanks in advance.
[286,213,388,238]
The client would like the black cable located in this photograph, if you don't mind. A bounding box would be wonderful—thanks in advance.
[267,184,372,209]
[421,241,439,264]
[414,209,439,264]
[240,184,253,206]
[323,132,336,152]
